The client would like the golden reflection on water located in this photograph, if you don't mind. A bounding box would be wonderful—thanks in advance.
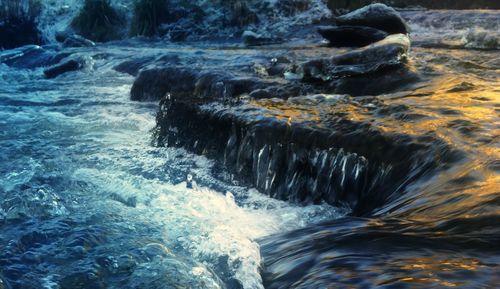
[248,52,499,224]
[379,256,486,287]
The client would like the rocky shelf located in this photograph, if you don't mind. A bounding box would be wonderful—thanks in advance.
[121,5,463,216]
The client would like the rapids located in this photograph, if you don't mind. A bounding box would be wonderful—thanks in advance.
[0,4,499,289]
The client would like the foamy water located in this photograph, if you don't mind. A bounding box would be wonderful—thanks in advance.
[0,48,345,288]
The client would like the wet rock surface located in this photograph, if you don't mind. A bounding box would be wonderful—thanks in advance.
[154,94,459,215]
[122,33,448,216]
[120,13,499,287]
[43,58,86,79]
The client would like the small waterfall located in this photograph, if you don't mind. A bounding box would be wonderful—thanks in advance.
[224,127,377,208]
[155,99,405,213]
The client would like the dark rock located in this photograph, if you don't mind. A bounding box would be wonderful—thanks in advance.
[0,45,46,68]
[267,62,291,77]
[43,58,85,79]
[62,35,96,48]
[130,67,198,101]
[335,3,409,35]
[318,25,389,47]
[329,66,420,96]
[300,34,415,94]
[154,94,456,214]
[131,66,277,102]
[194,73,270,100]
[249,83,313,99]
[113,56,156,76]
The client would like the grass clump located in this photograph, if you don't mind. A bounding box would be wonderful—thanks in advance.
[130,0,170,37]
[71,0,123,42]
[227,1,258,27]
[0,0,41,23]
[0,0,42,48]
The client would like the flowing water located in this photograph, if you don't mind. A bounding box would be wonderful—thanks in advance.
[0,45,343,288]
[0,6,499,289]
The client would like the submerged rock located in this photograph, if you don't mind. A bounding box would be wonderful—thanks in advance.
[318,25,389,47]
[43,58,86,79]
[335,3,409,35]
[0,45,45,68]
[242,31,280,46]
[113,56,156,76]
[62,35,96,48]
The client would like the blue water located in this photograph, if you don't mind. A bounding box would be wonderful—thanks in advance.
[0,48,343,289]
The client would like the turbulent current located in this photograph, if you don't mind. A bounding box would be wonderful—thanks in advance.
[1,5,499,289]
[0,46,344,288]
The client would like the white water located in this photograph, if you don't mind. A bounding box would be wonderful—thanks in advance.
[0,47,346,288]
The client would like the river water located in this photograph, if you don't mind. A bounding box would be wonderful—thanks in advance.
[1,7,499,289]
[0,45,343,288]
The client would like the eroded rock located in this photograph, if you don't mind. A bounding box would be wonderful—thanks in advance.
[300,34,416,94]
[154,94,457,214]
[43,57,86,79]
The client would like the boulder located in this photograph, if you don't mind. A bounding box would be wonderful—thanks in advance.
[318,25,389,47]
[335,3,409,35]
[301,34,411,81]
[43,58,85,79]
[130,67,198,101]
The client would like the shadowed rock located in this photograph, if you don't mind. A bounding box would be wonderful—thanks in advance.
[129,30,433,214]
[318,25,389,47]
[44,58,85,79]
[130,67,199,101]
[113,56,156,76]
[335,3,409,35]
